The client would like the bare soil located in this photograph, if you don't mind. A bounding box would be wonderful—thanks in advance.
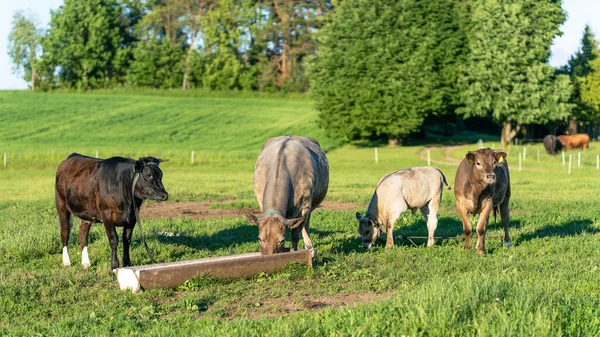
[141,200,361,220]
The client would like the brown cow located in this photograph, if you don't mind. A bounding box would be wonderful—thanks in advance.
[454,148,511,255]
[557,134,590,151]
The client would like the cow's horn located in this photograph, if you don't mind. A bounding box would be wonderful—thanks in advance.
[158,158,169,163]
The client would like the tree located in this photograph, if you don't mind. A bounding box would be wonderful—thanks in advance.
[563,25,599,132]
[311,0,465,145]
[580,56,600,119]
[7,11,43,91]
[456,0,573,147]
[42,0,127,89]
[181,0,216,90]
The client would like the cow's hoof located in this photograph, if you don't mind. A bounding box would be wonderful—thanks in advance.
[503,241,512,248]
[310,247,318,258]
[385,244,394,248]
[476,249,485,255]
[63,262,71,267]
[82,263,91,269]
[464,245,472,250]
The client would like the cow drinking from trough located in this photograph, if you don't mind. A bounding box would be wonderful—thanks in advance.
[454,148,511,255]
[356,167,451,249]
[246,135,329,257]
[55,153,169,271]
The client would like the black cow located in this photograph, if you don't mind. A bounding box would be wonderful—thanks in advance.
[55,153,168,271]
[543,135,563,154]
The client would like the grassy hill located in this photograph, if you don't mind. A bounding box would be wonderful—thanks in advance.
[2,91,600,336]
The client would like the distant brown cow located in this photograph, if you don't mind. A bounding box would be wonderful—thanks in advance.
[454,148,511,255]
[557,134,590,151]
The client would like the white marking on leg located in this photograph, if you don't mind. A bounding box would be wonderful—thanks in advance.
[503,241,512,248]
[62,246,71,266]
[81,246,91,268]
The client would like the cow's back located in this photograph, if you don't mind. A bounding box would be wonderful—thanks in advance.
[254,136,329,212]
[55,154,102,217]
[377,167,444,208]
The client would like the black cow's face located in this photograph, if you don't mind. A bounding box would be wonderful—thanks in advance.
[134,157,169,201]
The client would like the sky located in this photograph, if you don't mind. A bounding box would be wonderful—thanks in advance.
[0,0,598,90]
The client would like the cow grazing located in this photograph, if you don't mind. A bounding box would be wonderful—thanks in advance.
[543,135,562,155]
[454,148,510,255]
[55,153,169,271]
[355,166,451,249]
[246,135,329,257]
[557,134,590,151]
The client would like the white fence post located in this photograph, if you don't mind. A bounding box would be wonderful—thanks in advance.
[568,155,572,175]
[427,150,431,166]
[597,155,599,170]
[375,148,378,164]
[191,151,195,165]
[3,152,6,168]
[537,150,540,162]
[578,152,581,168]
[95,151,99,158]
[523,147,527,160]
[518,152,522,171]
[562,151,565,166]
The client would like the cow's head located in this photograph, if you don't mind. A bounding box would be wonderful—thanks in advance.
[356,212,381,249]
[465,148,507,185]
[245,213,304,255]
[134,157,169,201]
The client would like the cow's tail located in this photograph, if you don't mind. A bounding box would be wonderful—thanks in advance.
[437,168,452,190]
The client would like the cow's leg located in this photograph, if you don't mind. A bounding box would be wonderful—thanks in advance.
[79,220,92,268]
[291,225,301,251]
[103,222,120,271]
[300,210,316,257]
[500,198,511,247]
[476,204,493,255]
[385,203,406,248]
[57,199,72,266]
[122,226,134,267]
[457,205,472,250]
[421,204,438,248]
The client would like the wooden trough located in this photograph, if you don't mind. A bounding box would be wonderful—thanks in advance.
[115,249,313,293]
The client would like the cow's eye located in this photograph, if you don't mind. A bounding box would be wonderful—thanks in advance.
[476,162,481,167]
[279,239,285,246]
[494,160,498,165]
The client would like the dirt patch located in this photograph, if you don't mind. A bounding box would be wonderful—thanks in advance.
[141,200,361,220]
[418,145,467,166]
[230,291,394,320]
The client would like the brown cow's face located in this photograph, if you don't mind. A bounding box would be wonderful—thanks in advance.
[134,157,169,201]
[465,149,507,185]
[246,214,304,255]
[356,212,380,249]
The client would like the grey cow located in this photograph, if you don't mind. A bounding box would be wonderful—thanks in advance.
[246,135,329,257]
[356,166,451,249]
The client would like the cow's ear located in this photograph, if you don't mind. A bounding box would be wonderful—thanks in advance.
[134,160,143,173]
[494,152,507,164]
[245,213,259,226]
[355,212,363,220]
[466,152,476,163]
[285,217,304,229]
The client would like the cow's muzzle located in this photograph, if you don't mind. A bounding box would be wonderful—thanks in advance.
[484,174,496,184]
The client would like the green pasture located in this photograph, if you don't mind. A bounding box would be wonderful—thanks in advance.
[1,91,600,336]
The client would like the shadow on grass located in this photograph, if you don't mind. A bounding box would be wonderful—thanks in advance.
[514,219,597,244]
[155,224,257,251]
[352,132,498,148]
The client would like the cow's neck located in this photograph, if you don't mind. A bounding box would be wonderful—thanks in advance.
[366,192,385,225]
[262,166,293,216]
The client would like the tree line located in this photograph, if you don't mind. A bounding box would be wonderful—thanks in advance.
[8,0,600,146]
[9,0,330,92]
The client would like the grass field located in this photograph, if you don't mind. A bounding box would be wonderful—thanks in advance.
[2,91,600,336]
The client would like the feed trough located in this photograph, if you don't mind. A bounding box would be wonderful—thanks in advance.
[116,249,313,293]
